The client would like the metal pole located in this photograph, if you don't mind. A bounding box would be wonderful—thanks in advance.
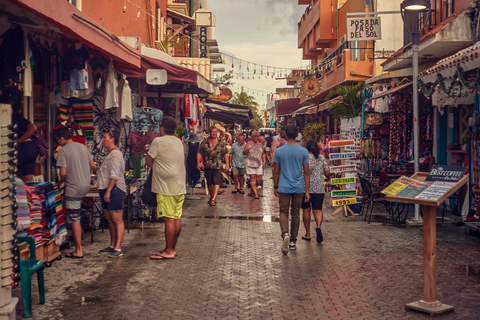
[412,42,421,221]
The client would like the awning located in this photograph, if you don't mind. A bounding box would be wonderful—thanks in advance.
[7,0,141,68]
[166,9,196,31]
[276,98,301,116]
[203,100,253,119]
[318,97,342,112]
[204,107,249,125]
[292,105,317,116]
[121,51,219,94]
[368,82,412,100]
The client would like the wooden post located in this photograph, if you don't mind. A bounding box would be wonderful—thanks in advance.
[422,205,439,306]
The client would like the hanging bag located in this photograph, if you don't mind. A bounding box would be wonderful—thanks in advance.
[31,131,49,157]
[141,170,157,207]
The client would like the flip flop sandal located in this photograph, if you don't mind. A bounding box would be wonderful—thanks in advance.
[302,236,311,241]
[65,252,83,259]
[239,189,245,194]
[150,254,174,260]
[254,195,259,199]
[232,188,239,194]
[207,198,212,204]
[210,200,217,206]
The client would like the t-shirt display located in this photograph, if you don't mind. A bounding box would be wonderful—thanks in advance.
[127,131,160,156]
[131,107,163,133]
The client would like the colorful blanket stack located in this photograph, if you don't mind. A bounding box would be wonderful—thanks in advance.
[72,100,94,142]
[14,180,30,231]
[54,186,67,245]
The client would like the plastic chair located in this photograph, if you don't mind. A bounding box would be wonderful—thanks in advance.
[17,236,45,318]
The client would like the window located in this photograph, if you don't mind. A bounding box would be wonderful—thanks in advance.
[68,0,82,10]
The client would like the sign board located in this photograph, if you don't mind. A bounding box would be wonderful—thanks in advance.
[329,139,356,148]
[332,198,357,206]
[331,189,358,197]
[329,152,356,160]
[347,17,381,41]
[425,165,468,182]
[414,181,456,201]
[208,88,233,102]
[331,177,356,185]
[330,165,356,173]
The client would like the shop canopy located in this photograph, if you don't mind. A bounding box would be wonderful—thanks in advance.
[368,82,412,101]
[121,51,219,95]
[204,107,249,125]
[7,0,142,69]
[276,98,301,116]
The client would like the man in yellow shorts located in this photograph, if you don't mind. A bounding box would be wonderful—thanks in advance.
[146,116,186,260]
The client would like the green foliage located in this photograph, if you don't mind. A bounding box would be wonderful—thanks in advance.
[161,30,189,55]
[214,71,233,87]
[325,81,364,120]
[230,88,264,129]
[302,123,326,142]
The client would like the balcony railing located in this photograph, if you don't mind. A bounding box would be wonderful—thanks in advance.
[170,0,186,3]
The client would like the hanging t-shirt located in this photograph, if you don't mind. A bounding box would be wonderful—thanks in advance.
[127,131,160,156]
[104,60,118,109]
[131,107,163,133]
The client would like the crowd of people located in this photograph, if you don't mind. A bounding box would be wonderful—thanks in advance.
[49,119,331,259]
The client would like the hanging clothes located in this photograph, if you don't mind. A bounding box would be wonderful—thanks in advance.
[104,60,119,109]
[117,74,132,121]
[131,107,163,133]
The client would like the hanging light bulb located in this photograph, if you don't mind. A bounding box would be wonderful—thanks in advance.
[137,11,140,17]
[123,5,126,13]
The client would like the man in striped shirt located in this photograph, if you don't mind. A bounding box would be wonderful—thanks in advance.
[146,117,186,260]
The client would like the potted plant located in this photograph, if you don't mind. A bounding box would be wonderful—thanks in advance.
[302,123,326,142]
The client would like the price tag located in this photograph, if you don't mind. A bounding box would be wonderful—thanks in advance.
[332,198,357,206]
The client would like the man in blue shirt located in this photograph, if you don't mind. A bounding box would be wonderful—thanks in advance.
[273,125,310,255]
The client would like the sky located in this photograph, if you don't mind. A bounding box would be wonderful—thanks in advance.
[207,0,307,109]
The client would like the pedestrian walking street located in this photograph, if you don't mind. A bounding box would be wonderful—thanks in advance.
[12,168,480,320]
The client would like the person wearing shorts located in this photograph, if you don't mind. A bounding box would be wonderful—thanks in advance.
[12,110,38,182]
[97,129,127,258]
[54,126,94,259]
[301,139,330,243]
[196,126,229,206]
[146,116,186,260]
[243,131,265,199]
[229,133,247,194]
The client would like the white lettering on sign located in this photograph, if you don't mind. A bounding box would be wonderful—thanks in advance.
[346,17,382,41]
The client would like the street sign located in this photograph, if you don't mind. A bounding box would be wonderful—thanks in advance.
[331,177,356,185]
[347,17,382,41]
[331,189,358,197]
[329,152,356,160]
[329,139,356,148]
[330,164,356,173]
[332,198,357,206]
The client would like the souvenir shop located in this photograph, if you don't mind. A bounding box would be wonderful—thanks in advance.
[418,42,480,223]
[0,0,214,294]
[359,80,435,180]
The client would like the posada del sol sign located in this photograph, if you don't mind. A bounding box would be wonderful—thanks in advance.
[346,17,381,41]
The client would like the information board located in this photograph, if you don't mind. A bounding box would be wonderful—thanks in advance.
[346,17,382,41]
[329,140,356,148]
[330,164,356,173]
[331,189,358,197]
[332,198,357,206]
[425,165,468,182]
[331,177,356,185]
[329,152,356,160]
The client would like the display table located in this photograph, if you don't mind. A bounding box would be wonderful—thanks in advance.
[84,191,103,244]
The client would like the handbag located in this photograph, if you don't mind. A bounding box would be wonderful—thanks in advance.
[31,131,49,157]
[141,170,157,207]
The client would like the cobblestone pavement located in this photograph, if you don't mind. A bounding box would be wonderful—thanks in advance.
[12,168,480,319]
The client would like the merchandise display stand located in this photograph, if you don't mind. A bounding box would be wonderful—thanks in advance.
[329,140,357,217]
[385,172,469,316]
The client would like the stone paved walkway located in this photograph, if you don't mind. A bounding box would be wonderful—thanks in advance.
[12,168,480,319]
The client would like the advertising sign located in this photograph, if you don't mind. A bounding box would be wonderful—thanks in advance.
[330,165,356,173]
[331,177,356,185]
[331,190,358,197]
[425,165,468,182]
[329,152,356,160]
[208,88,233,102]
[332,198,357,206]
[329,139,356,148]
[347,17,382,41]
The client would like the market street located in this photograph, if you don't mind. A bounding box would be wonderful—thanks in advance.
[12,168,480,320]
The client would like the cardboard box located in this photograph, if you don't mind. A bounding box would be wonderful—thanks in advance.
[20,243,44,262]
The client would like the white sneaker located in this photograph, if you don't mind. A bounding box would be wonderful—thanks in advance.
[282,234,290,255]
[289,242,296,250]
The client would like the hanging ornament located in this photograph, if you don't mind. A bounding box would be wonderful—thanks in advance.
[267,67,269,76]
[247,63,250,72]
[239,62,242,70]
[137,11,140,17]
[123,5,126,13]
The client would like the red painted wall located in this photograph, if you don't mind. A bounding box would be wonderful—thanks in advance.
[82,0,167,48]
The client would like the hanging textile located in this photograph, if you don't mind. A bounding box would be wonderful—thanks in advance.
[104,60,119,109]
[72,100,94,142]
[131,107,163,133]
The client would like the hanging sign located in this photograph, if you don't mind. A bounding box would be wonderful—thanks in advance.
[329,152,356,160]
[329,140,355,148]
[331,177,356,185]
[330,164,357,173]
[347,17,381,41]
[208,88,233,102]
[425,165,468,182]
[332,198,357,206]
[331,189,358,197]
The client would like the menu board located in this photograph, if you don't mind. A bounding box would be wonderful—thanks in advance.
[396,180,430,198]
[381,176,412,196]
[414,181,456,201]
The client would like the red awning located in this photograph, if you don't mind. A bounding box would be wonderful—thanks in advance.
[121,56,218,94]
[276,98,301,116]
[7,0,141,68]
